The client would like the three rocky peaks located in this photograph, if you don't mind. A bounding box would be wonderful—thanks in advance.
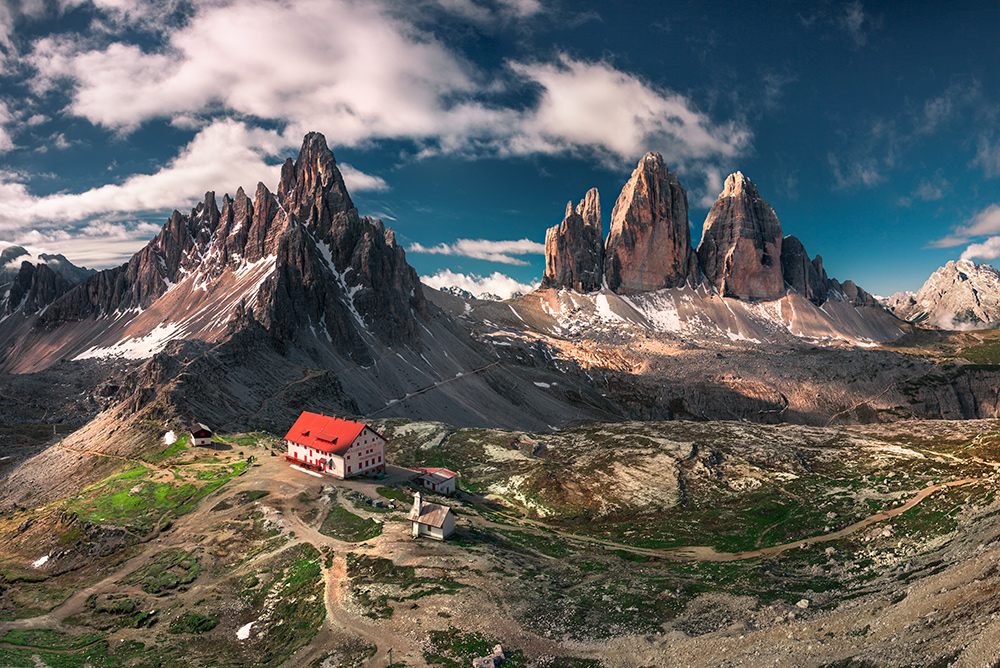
[542,152,876,306]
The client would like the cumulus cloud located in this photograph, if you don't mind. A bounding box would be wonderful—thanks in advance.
[408,238,544,265]
[961,236,1000,262]
[338,164,389,192]
[0,101,14,152]
[13,221,164,268]
[421,268,536,299]
[933,204,1000,253]
[0,118,287,234]
[25,0,748,181]
[505,55,749,168]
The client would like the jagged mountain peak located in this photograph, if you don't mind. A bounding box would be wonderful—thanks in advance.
[697,171,783,300]
[604,152,697,291]
[720,170,760,200]
[886,259,1000,329]
[3,132,424,372]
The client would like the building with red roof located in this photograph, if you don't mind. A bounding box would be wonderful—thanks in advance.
[283,411,386,479]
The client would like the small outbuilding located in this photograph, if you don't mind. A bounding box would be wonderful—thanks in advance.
[408,491,455,540]
[414,467,458,496]
[190,423,214,447]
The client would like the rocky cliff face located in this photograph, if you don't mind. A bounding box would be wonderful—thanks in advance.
[780,235,828,305]
[541,188,605,292]
[2,262,72,316]
[885,260,1000,328]
[604,153,698,292]
[29,133,424,366]
[696,172,784,301]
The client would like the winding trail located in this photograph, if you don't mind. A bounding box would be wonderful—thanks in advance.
[367,361,501,417]
[467,476,982,562]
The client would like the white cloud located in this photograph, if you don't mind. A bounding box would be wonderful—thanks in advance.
[25,0,748,184]
[13,222,163,268]
[0,101,14,153]
[0,118,287,234]
[338,164,389,192]
[932,204,1000,250]
[912,175,948,202]
[961,236,1000,262]
[829,153,884,190]
[974,136,1000,178]
[421,268,536,299]
[408,238,544,265]
[506,55,749,168]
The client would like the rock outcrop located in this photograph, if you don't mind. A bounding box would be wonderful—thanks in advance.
[885,259,1000,328]
[541,188,605,292]
[604,153,698,292]
[696,172,784,301]
[780,235,829,305]
[2,261,72,316]
[34,133,424,363]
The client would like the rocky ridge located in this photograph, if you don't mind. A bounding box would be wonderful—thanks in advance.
[541,188,604,292]
[885,259,1000,329]
[604,152,699,292]
[9,133,424,368]
[696,171,784,300]
[544,155,879,311]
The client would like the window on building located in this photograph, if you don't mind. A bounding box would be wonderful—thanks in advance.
[347,465,352,473]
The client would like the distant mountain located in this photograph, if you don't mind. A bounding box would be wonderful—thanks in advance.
[884,260,1000,329]
[0,246,94,285]
[537,154,889,345]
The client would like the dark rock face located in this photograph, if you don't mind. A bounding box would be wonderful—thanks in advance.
[541,188,605,292]
[39,132,425,359]
[696,172,784,301]
[780,235,877,307]
[605,153,698,292]
[780,235,829,305]
[3,262,71,315]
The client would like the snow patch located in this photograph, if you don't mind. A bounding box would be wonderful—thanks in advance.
[32,554,49,568]
[533,382,551,388]
[163,431,177,445]
[236,622,254,640]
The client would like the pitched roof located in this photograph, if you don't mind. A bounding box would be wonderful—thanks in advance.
[417,468,458,485]
[408,501,453,528]
[284,412,367,455]
[190,423,212,435]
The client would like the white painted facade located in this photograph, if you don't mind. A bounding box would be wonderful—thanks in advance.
[285,426,385,479]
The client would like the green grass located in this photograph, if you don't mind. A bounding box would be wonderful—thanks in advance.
[119,548,202,594]
[167,611,218,634]
[376,486,413,503]
[0,629,104,650]
[318,502,382,542]
[347,554,467,619]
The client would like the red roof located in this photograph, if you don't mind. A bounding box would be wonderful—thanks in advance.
[284,412,368,455]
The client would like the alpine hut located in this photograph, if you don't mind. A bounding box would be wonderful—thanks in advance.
[284,412,386,479]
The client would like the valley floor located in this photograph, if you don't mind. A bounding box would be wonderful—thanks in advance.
[3,420,1000,667]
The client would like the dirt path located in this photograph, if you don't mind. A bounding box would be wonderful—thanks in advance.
[468,476,982,563]
[666,477,979,561]
[367,361,501,417]
[247,368,326,422]
[53,445,165,470]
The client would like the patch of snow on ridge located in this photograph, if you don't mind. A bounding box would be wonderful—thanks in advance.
[163,431,177,445]
[236,622,254,640]
[595,294,622,322]
[73,322,186,361]
[32,554,49,568]
[628,291,682,333]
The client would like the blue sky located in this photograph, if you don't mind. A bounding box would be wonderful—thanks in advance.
[2,1,1000,298]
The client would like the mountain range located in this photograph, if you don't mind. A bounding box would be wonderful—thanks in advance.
[4,132,1000,482]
